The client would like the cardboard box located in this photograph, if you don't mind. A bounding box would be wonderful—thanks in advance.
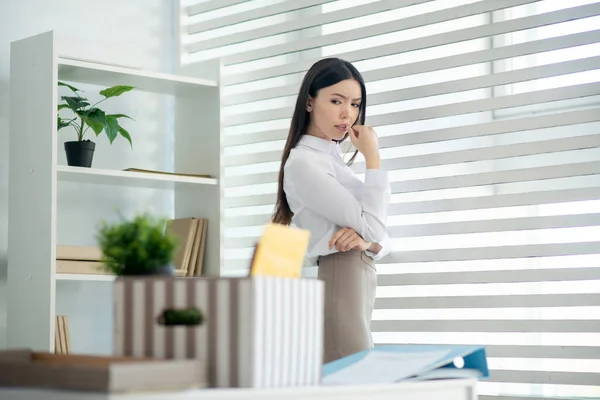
[113,275,324,388]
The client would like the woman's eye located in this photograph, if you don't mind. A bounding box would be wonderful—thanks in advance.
[352,103,360,108]
[331,100,341,104]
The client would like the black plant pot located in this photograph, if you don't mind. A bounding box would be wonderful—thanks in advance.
[121,264,175,277]
[65,140,95,168]
[150,264,176,276]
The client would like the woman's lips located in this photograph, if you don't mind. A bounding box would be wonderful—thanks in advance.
[335,124,348,133]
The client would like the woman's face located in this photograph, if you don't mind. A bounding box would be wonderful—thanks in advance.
[306,79,362,141]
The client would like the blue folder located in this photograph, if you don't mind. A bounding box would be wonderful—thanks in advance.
[322,344,489,383]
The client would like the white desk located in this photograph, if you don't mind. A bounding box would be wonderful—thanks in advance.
[0,379,477,400]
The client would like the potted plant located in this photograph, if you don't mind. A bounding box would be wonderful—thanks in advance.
[157,308,204,327]
[96,212,178,276]
[57,81,135,167]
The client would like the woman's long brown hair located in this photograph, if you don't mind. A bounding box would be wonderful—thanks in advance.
[271,58,367,226]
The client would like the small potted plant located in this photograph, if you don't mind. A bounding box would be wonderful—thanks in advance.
[157,308,204,327]
[96,212,178,276]
[57,81,135,167]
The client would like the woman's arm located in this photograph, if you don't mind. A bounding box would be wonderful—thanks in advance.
[330,227,391,260]
[366,231,391,260]
[368,242,382,254]
[285,156,390,243]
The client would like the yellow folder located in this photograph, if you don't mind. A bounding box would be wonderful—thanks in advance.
[249,223,311,278]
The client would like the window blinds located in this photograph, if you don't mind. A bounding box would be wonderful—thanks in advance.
[180,0,600,398]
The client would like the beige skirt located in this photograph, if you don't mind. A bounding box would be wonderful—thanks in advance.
[317,249,377,364]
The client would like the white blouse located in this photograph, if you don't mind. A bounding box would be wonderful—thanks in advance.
[283,135,392,266]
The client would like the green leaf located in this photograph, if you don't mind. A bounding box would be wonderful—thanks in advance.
[62,96,89,110]
[104,115,120,143]
[107,113,134,121]
[57,116,71,131]
[57,104,70,111]
[58,81,80,93]
[81,108,106,135]
[119,126,133,148]
[99,85,135,98]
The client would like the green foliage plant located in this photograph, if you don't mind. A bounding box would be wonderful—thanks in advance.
[57,81,135,147]
[96,212,178,276]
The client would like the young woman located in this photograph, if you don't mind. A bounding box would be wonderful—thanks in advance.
[272,58,391,363]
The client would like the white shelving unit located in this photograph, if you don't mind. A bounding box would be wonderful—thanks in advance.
[57,165,219,188]
[7,31,224,354]
[55,273,116,282]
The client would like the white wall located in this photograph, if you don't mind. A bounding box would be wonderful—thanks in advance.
[0,0,175,351]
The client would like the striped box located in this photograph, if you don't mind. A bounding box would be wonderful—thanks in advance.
[113,276,324,388]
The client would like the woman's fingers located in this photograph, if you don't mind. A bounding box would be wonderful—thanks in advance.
[329,227,348,249]
[330,227,369,252]
[338,232,358,251]
[330,227,354,250]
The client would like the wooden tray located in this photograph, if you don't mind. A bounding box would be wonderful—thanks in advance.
[0,349,206,393]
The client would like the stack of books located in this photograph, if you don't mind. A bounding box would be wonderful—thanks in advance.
[166,217,208,277]
[55,246,106,275]
[54,315,71,354]
[54,216,208,277]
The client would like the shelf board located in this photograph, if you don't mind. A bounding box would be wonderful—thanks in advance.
[57,58,217,95]
[57,165,218,189]
[56,273,115,282]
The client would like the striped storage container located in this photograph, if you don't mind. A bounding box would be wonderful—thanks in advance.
[113,276,324,388]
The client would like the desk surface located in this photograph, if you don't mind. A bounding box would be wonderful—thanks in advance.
[0,379,477,400]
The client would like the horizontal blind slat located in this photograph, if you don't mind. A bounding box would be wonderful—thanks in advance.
[379,241,600,263]
[386,187,600,215]
[226,236,258,249]
[225,214,271,227]
[377,267,600,286]
[480,396,572,400]
[225,129,286,146]
[391,161,600,194]
[375,344,600,360]
[484,345,600,359]
[370,319,600,333]
[224,258,254,270]
[225,172,279,188]
[387,214,600,239]
[187,0,250,16]
[224,193,274,208]
[488,370,600,386]
[399,186,600,216]
[375,293,600,309]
